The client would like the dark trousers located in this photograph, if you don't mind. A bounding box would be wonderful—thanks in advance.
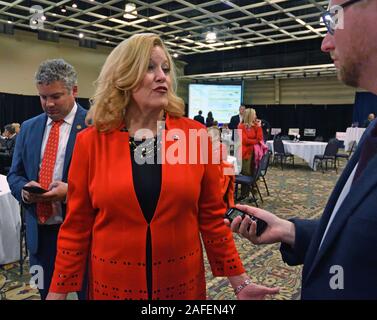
[29,224,87,300]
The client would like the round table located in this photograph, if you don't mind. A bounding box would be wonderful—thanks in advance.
[267,140,328,170]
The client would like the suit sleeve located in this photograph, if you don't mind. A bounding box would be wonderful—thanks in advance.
[198,142,245,277]
[7,125,30,204]
[49,132,96,293]
[280,218,319,266]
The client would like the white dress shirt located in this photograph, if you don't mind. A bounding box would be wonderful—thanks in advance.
[318,163,358,250]
[39,103,77,225]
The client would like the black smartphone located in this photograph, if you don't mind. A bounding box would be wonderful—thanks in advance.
[22,186,48,194]
[224,207,268,237]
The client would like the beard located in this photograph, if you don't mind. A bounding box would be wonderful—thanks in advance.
[338,58,362,88]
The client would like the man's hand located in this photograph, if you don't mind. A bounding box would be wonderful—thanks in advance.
[224,204,296,247]
[22,181,44,204]
[22,181,68,203]
[41,181,68,202]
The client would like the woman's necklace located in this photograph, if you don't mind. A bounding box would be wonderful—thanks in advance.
[129,136,162,163]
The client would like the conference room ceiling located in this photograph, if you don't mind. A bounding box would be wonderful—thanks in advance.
[0,0,329,56]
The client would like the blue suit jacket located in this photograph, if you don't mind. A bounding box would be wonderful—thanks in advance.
[280,119,377,299]
[7,104,87,255]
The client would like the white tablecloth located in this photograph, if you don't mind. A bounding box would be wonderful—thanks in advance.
[0,174,21,265]
[267,140,327,170]
[344,127,366,151]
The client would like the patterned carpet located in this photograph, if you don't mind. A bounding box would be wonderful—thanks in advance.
[0,156,345,300]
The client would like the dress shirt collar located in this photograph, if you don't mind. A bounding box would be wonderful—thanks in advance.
[46,102,77,127]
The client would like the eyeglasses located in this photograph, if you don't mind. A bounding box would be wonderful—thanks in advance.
[321,0,363,35]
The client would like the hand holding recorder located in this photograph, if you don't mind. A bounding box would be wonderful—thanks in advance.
[224,204,296,247]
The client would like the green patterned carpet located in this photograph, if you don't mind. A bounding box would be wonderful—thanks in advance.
[0,157,344,300]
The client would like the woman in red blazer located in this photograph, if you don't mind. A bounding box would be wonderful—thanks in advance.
[47,34,278,300]
[238,108,263,198]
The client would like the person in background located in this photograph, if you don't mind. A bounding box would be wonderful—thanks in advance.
[229,105,246,140]
[208,126,235,209]
[7,59,87,300]
[0,124,17,173]
[12,123,21,134]
[363,113,375,128]
[46,33,279,300]
[206,111,214,127]
[193,110,205,125]
[238,108,263,199]
[1,124,17,156]
[227,0,377,299]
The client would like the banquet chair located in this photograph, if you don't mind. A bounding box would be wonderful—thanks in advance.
[273,139,294,170]
[313,139,339,173]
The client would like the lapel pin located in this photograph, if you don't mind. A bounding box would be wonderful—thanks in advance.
[76,125,82,130]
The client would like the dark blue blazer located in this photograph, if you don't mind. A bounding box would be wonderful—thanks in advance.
[7,104,87,255]
[280,119,377,299]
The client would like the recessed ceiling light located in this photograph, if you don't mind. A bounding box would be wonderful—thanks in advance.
[123,3,137,19]
[206,31,217,43]
[173,53,178,58]
[72,3,77,9]
[79,33,84,38]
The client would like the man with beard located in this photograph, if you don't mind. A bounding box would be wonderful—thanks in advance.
[227,0,377,299]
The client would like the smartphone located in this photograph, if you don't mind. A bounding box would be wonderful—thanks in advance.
[224,207,268,236]
[22,186,48,194]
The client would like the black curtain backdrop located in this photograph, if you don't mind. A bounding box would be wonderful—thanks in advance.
[249,104,353,141]
[0,92,90,130]
[352,92,377,126]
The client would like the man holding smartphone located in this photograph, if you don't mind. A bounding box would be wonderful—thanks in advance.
[7,59,87,300]
[227,0,377,299]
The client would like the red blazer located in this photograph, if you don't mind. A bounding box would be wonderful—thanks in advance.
[238,123,263,159]
[50,114,245,300]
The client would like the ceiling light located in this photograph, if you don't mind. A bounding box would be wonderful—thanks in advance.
[206,31,217,43]
[41,15,46,21]
[52,13,57,16]
[123,3,137,19]
[7,20,12,24]
[61,6,66,13]
[79,33,84,38]
[72,3,78,9]
[173,53,178,58]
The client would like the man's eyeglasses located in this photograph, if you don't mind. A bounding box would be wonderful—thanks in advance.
[321,0,363,35]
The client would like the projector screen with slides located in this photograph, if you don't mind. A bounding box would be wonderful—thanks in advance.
[188,84,242,124]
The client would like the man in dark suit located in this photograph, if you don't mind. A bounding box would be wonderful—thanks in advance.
[7,59,87,300]
[363,113,375,128]
[0,124,17,173]
[193,110,205,125]
[228,105,245,140]
[227,0,377,299]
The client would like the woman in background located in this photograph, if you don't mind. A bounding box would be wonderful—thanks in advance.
[238,108,263,199]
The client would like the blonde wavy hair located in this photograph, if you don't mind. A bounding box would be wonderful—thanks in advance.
[242,108,256,125]
[87,33,185,131]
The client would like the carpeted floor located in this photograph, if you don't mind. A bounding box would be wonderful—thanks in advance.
[0,156,345,300]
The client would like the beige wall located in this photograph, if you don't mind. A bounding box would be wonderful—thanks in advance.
[0,30,112,98]
[0,29,357,105]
